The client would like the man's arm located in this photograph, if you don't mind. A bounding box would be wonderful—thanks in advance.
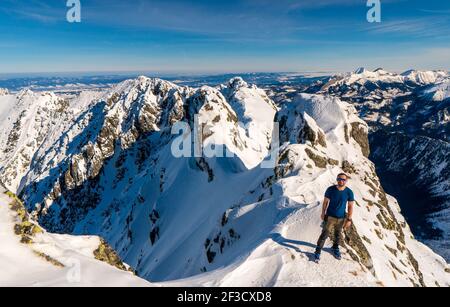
[345,201,355,229]
[321,198,330,220]
[347,201,354,220]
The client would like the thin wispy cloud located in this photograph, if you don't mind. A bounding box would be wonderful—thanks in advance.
[420,9,450,14]
[366,17,450,38]
[0,0,366,38]
[82,0,296,38]
[0,0,64,23]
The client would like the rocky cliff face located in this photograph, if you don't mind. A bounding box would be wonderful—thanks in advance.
[370,132,450,261]
[0,76,448,286]
[15,77,276,232]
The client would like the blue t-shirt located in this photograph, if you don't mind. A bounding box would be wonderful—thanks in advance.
[325,186,355,218]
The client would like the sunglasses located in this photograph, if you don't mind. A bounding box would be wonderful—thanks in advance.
[337,178,347,182]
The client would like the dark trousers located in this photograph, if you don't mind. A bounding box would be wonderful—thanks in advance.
[316,216,345,251]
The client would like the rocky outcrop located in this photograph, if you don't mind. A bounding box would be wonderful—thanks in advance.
[351,122,370,158]
[6,190,43,244]
[94,239,129,272]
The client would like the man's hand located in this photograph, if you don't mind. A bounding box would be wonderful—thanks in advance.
[345,201,355,230]
[344,220,352,230]
[321,197,330,221]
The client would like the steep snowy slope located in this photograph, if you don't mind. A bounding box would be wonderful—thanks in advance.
[0,90,104,191]
[402,70,447,85]
[0,186,149,286]
[0,77,448,286]
[422,79,450,102]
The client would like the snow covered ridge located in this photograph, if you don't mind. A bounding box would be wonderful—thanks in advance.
[14,75,277,216]
[302,68,449,135]
[401,70,448,85]
[345,68,447,86]
[422,79,450,102]
[0,76,448,286]
[310,68,448,100]
[0,187,149,286]
[305,68,450,140]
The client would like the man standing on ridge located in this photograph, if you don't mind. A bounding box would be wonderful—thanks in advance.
[314,173,355,263]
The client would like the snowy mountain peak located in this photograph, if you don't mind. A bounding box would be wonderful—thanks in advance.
[111,76,181,101]
[308,68,449,108]
[6,76,277,223]
[343,68,448,86]
[354,67,367,74]
[401,70,447,85]
[353,67,389,76]
[421,79,450,102]
[401,69,418,76]
[335,68,399,87]
[278,93,369,158]
[16,88,35,100]
[227,77,249,90]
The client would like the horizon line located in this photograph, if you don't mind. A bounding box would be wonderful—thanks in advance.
[0,67,449,79]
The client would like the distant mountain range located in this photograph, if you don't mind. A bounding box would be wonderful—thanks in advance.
[0,72,325,93]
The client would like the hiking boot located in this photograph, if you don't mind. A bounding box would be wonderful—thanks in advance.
[313,249,321,263]
[332,247,342,260]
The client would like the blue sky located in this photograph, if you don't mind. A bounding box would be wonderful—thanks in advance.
[0,0,449,74]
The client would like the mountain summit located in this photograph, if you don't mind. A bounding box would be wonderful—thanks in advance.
[303,69,450,262]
